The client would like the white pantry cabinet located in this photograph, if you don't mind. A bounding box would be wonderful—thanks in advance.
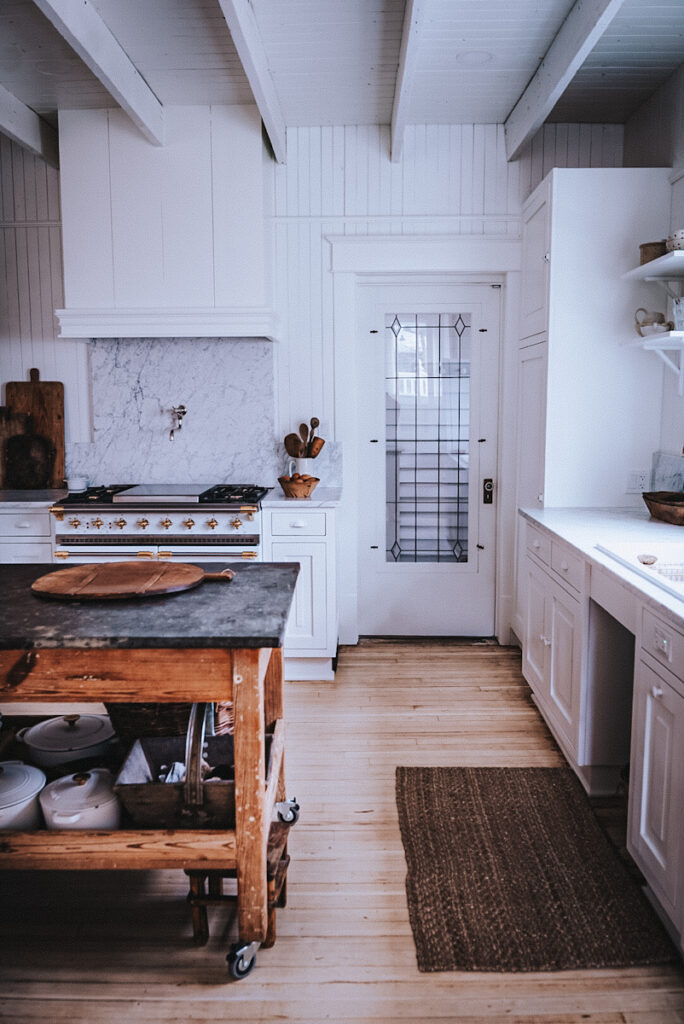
[516,168,669,509]
[264,506,338,681]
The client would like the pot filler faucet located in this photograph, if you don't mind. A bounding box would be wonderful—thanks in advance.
[169,404,187,441]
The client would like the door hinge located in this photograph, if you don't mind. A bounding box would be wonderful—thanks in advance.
[476,544,485,550]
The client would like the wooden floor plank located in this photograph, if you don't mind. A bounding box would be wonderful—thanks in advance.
[0,642,682,1023]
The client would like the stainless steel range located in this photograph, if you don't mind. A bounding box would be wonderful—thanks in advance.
[49,484,271,565]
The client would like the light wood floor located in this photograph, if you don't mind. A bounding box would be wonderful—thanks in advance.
[1,641,683,1023]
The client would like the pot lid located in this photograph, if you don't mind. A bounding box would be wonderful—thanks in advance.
[22,714,115,753]
[0,760,46,809]
[40,768,117,811]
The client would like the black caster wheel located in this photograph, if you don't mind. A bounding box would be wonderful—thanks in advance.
[227,944,256,980]
[277,798,300,824]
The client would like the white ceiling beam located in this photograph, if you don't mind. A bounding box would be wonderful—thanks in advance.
[31,0,164,146]
[0,83,59,167]
[504,0,626,161]
[217,0,287,164]
[391,0,427,163]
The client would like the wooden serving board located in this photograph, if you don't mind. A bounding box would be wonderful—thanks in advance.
[31,561,234,600]
[5,368,65,487]
[0,407,30,488]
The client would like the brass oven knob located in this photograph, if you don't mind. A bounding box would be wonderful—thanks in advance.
[231,517,243,530]
[114,518,127,529]
[68,517,81,528]
[183,517,195,529]
[136,518,150,530]
[160,518,172,530]
[207,517,218,530]
[91,517,103,529]
[245,511,254,522]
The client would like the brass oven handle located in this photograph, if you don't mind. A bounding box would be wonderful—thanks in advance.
[137,550,155,559]
[241,551,258,559]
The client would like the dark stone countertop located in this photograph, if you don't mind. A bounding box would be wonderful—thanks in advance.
[0,563,299,650]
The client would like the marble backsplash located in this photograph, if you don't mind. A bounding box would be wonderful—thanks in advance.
[66,338,341,489]
[652,450,684,492]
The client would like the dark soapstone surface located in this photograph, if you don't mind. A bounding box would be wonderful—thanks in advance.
[0,562,299,650]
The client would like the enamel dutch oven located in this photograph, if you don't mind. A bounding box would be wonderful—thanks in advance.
[17,713,116,768]
[0,760,46,829]
[40,768,121,830]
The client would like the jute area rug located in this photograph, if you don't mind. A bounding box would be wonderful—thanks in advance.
[395,766,676,972]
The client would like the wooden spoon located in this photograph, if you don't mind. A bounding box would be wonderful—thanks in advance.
[299,423,309,449]
[284,433,302,458]
[309,437,325,458]
[308,417,320,456]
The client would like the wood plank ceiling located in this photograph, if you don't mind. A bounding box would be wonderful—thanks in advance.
[0,0,682,166]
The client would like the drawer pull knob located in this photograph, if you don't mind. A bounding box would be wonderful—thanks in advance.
[651,685,664,699]
[533,540,541,549]
[289,522,306,529]
[560,561,569,571]
[540,634,552,647]
[16,522,32,529]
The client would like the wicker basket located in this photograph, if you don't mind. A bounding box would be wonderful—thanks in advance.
[639,240,668,265]
[105,701,233,745]
[278,475,319,498]
[642,491,684,526]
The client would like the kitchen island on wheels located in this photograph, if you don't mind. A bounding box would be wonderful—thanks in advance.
[0,559,299,980]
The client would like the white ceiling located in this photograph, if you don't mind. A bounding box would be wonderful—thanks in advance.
[0,0,683,164]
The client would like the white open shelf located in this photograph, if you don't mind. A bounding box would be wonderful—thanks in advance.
[624,251,684,391]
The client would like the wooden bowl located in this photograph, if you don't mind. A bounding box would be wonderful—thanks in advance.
[642,491,684,525]
[278,475,319,499]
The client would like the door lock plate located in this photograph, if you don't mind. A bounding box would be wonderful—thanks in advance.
[483,478,494,504]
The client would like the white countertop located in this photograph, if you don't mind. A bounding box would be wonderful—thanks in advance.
[263,486,341,508]
[520,506,684,624]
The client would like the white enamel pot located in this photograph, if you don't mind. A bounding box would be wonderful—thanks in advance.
[39,768,121,830]
[0,760,46,830]
[17,713,116,768]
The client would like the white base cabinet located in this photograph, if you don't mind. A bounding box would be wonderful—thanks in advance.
[264,506,338,681]
[0,510,52,563]
[629,650,684,949]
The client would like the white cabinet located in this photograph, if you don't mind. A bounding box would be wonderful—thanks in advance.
[519,183,550,341]
[522,529,582,761]
[516,168,670,512]
[264,507,338,681]
[0,510,52,563]
[629,651,684,940]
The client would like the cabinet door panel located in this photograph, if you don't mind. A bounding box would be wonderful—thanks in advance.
[629,660,683,911]
[516,344,547,509]
[0,541,52,563]
[522,561,548,698]
[520,186,550,340]
[548,587,581,754]
[270,542,327,650]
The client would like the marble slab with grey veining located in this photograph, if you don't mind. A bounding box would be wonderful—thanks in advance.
[66,338,280,485]
[652,450,684,492]
[0,562,299,650]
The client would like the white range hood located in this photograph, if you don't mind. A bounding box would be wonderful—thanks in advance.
[57,104,276,340]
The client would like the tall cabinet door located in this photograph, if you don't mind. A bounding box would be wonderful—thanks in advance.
[629,659,684,915]
[547,584,581,757]
[519,180,551,340]
[522,560,548,697]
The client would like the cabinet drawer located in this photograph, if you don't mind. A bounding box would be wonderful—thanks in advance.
[526,522,550,565]
[551,542,583,593]
[0,511,50,537]
[0,541,52,563]
[642,609,684,682]
[270,511,326,537]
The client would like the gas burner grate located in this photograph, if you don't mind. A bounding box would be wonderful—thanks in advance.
[199,485,271,504]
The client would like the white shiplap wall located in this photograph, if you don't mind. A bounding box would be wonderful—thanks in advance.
[0,135,90,444]
[0,120,623,453]
[269,121,624,435]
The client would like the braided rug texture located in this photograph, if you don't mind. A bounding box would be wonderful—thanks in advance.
[395,766,676,972]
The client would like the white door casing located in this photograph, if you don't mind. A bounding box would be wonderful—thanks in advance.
[356,282,501,636]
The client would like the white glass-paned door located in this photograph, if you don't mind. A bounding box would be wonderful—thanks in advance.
[357,282,500,637]
[385,312,471,563]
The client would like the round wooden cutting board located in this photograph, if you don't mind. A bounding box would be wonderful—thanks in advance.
[31,561,233,600]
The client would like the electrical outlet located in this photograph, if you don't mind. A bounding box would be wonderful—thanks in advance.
[626,470,649,493]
